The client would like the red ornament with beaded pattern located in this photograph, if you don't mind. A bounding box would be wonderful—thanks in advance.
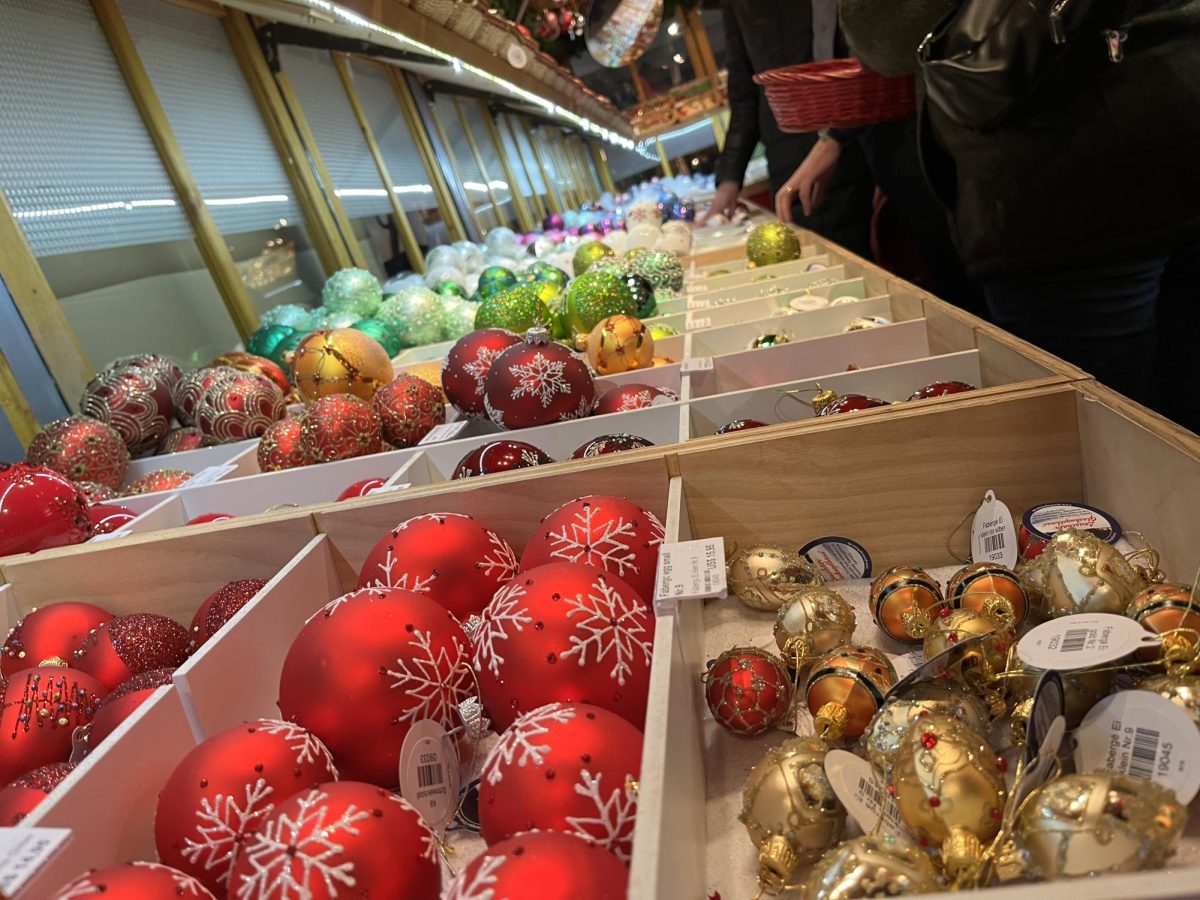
[51,862,215,900]
[257,418,306,472]
[0,664,106,785]
[0,463,93,556]
[704,647,793,736]
[81,366,174,454]
[452,440,553,480]
[478,702,643,861]
[483,331,595,429]
[195,372,285,443]
[122,468,193,496]
[157,427,209,455]
[76,480,119,504]
[25,416,129,489]
[2,601,114,677]
[372,373,445,448]
[592,383,676,416]
[74,613,190,691]
[817,394,890,416]
[716,418,768,434]
[174,366,240,428]
[299,395,383,463]
[445,830,629,900]
[442,328,522,418]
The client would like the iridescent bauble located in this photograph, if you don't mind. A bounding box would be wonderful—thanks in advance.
[209,351,290,394]
[444,831,628,900]
[773,587,856,669]
[246,323,299,361]
[869,564,946,643]
[2,601,114,677]
[173,366,240,428]
[1128,582,1200,669]
[452,440,554,479]
[435,279,467,299]
[351,317,402,357]
[195,372,286,443]
[0,463,93,555]
[260,302,318,331]
[81,366,174,455]
[1021,528,1146,617]
[705,646,793,736]
[593,383,677,415]
[371,374,445,448]
[299,395,383,463]
[483,331,595,429]
[586,314,653,375]
[627,249,684,293]
[74,612,190,691]
[573,240,615,277]
[257,418,306,472]
[291,328,394,401]
[475,283,554,334]
[377,287,447,349]
[862,682,991,776]
[25,416,129,489]
[727,544,823,613]
[562,271,637,336]
[802,835,940,899]
[571,434,654,458]
[747,222,802,267]
[322,266,383,318]
[478,265,519,298]
[157,427,208,455]
[442,329,523,418]
[805,645,897,741]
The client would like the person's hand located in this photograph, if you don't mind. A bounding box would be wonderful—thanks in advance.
[701,181,740,224]
[775,135,843,223]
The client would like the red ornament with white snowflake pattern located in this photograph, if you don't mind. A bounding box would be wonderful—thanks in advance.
[483,329,595,429]
[472,562,654,730]
[299,394,384,464]
[592,383,677,416]
[74,612,191,691]
[442,328,522,419]
[355,513,518,621]
[155,718,339,896]
[571,434,654,459]
[452,440,554,480]
[278,588,471,786]
[0,664,106,786]
[478,702,643,862]
[51,861,216,900]
[228,782,440,900]
[2,600,114,677]
[520,496,665,605]
[444,830,629,900]
[336,477,386,501]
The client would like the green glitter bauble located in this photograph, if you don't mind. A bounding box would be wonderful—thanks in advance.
[268,329,306,372]
[746,222,802,268]
[322,267,383,318]
[562,271,637,336]
[351,318,403,357]
[260,303,317,332]
[572,241,615,277]
[246,323,298,360]
[628,249,685,293]
[624,246,650,261]
[474,283,553,333]
[649,324,680,340]
[529,262,570,291]
[588,256,630,278]
[435,280,468,299]
[477,266,519,298]
[378,287,447,348]
[441,295,478,341]
[619,273,657,319]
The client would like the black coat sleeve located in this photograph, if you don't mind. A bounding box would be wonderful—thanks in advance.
[714,0,761,187]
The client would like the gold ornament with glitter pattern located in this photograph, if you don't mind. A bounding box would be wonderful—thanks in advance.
[290,328,394,402]
[774,587,856,670]
[801,834,940,899]
[746,222,802,268]
[1020,528,1146,617]
[727,545,823,612]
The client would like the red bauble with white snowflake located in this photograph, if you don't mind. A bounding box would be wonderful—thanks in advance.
[51,862,216,900]
[74,613,191,691]
[355,513,518,621]
[80,365,175,455]
[593,383,677,416]
[278,588,471,786]
[479,702,643,861]
[452,440,554,480]
[442,328,522,418]
[155,718,339,896]
[472,562,654,730]
[520,496,665,604]
[445,830,629,900]
[483,329,595,429]
[716,418,768,434]
[228,782,440,900]
[571,434,655,459]
[299,395,384,463]
[337,477,385,501]
[2,601,114,677]
[0,665,106,785]
[372,374,445,448]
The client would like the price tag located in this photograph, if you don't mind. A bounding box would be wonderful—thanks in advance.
[685,316,712,331]
[1075,690,1200,803]
[1017,614,1158,671]
[687,297,711,311]
[183,464,236,488]
[0,827,72,894]
[653,537,727,612]
[970,490,1017,567]
[798,536,871,581]
[680,356,713,374]
[399,719,461,833]
[824,750,907,838]
[419,421,469,445]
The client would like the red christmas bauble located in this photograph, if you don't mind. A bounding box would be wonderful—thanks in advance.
[356,513,518,621]
[74,613,191,691]
[445,830,629,900]
[211,351,291,394]
[716,418,768,434]
[704,647,793,736]
[520,496,664,604]
[90,503,137,535]
[76,481,119,504]
[0,760,75,824]
[372,374,445,448]
[337,478,385,501]
[26,416,129,489]
[593,383,677,416]
[123,468,193,496]
[81,366,174,455]
[278,588,471,786]
[483,333,595,429]
[0,665,106,785]
[51,862,215,900]
[299,395,384,464]
[156,718,339,895]
[257,418,306,472]
[2,601,114,677]
[0,463,93,556]
[452,440,554,480]
[479,702,642,861]
[191,579,268,648]
[228,782,440,900]
[174,366,240,428]
[571,434,655,458]
[110,353,185,396]
[907,380,976,401]
[473,562,654,730]
[188,512,234,526]
[157,426,209,456]
[442,329,522,418]
[817,394,890,416]
[195,372,286,443]
[87,667,174,749]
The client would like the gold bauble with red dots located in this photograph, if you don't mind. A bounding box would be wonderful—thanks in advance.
[921,607,1014,694]
[290,328,394,402]
[585,314,654,375]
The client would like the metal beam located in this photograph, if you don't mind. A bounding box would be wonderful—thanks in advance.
[478,102,535,233]
[452,97,506,230]
[262,21,449,67]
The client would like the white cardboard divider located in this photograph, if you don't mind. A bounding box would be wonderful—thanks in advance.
[598,363,682,396]
[685,264,848,306]
[683,278,868,333]
[689,295,893,358]
[687,254,834,295]
[123,439,256,482]
[117,444,258,504]
[394,338,455,367]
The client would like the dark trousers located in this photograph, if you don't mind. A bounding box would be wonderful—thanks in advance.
[984,235,1200,434]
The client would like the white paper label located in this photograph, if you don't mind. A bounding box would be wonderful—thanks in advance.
[419,421,469,445]
[686,316,712,331]
[824,750,907,838]
[1017,614,1158,671]
[653,538,727,610]
[687,297,711,310]
[0,827,71,893]
[399,719,460,833]
[1075,690,1200,803]
[680,356,713,374]
[505,44,528,68]
[970,490,1017,567]
[183,464,236,488]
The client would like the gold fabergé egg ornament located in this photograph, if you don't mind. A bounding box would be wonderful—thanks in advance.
[801,834,940,899]
[861,681,991,777]
[1137,671,1200,725]
[1127,582,1200,669]
[891,712,1006,879]
[805,645,897,742]
[946,562,1029,629]
[1007,664,1113,730]
[290,328,394,402]
[1014,772,1186,880]
[746,222,802,268]
[585,314,653,375]
[1021,528,1146,617]
[727,544,823,613]
[869,565,946,644]
[774,588,856,670]
[922,607,1015,694]
[739,736,846,892]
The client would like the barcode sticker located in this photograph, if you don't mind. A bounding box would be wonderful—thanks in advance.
[1128,727,1160,780]
[1018,614,1160,670]
[824,750,908,839]
[417,761,444,788]
[419,421,469,445]
[1060,628,1089,653]
[653,538,727,612]
[969,490,1017,567]
[686,316,712,331]
[399,719,460,832]
[680,356,714,374]
[0,828,72,894]
[184,464,236,488]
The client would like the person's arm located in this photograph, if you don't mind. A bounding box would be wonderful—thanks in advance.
[702,1,760,222]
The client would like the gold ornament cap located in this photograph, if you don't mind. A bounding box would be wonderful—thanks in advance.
[758,834,799,893]
[814,701,848,741]
[942,825,983,879]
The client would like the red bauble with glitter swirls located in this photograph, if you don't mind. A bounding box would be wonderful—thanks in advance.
[445,830,629,900]
[278,588,471,786]
[81,366,174,455]
[337,478,385,501]
[110,353,185,397]
[520,496,665,604]
[907,380,976,401]
[817,394,891,416]
[442,328,522,418]
[483,333,595,429]
[157,427,209,455]
[372,373,445,448]
[0,664,106,785]
[716,418,768,434]
[593,383,677,416]
[76,480,119,504]
[87,667,175,750]
[174,366,240,428]
[123,468,193,496]
[0,463,93,556]
[210,351,291,394]
[156,718,339,895]
[90,503,137,535]
[571,433,655,458]
[478,702,643,861]
[51,862,216,900]
[74,613,191,691]
[26,416,129,489]
[257,418,306,472]
[704,647,793,736]
[473,562,654,731]
[299,395,383,464]
[228,782,440,900]
[452,440,554,480]
[2,601,114,677]
[355,513,518,621]
[190,578,267,648]
[195,372,285,443]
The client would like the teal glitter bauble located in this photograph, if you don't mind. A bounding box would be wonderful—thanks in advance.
[435,280,468,299]
[629,249,685,293]
[322,267,383,318]
[562,271,637,337]
[441,296,477,341]
[246,323,298,360]
[268,329,306,372]
[351,318,403,357]
[261,303,317,332]
[477,266,518,298]
[474,283,553,333]
[378,288,447,349]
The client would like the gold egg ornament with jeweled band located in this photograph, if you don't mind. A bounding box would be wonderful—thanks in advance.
[774,587,856,670]
[746,222,802,268]
[805,645,897,742]
[801,834,941,899]
[739,737,845,893]
[585,314,653,375]
[869,565,945,644]
[922,607,1015,695]
[1020,528,1147,617]
[946,561,1029,628]
[861,681,991,777]
[1128,582,1200,670]
[289,328,394,402]
[727,544,823,612]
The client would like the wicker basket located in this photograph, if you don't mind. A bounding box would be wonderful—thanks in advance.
[753,59,915,132]
[445,3,485,41]
[411,0,456,26]
[476,21,510,54]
